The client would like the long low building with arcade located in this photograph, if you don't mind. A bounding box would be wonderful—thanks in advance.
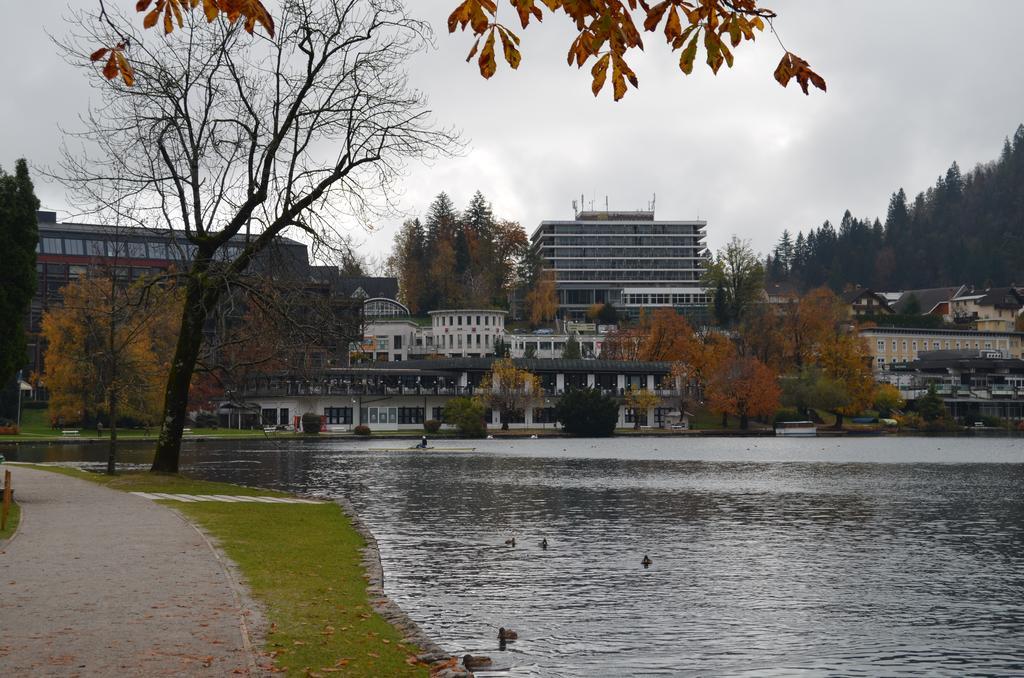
[222,358,686,431]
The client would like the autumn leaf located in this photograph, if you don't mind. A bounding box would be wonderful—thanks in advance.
[478,29,497,78]
[774,51,826,94]
[497,26,522,69]
[510,0,543,28]
[590,52,610,96]
[679,31,699,74]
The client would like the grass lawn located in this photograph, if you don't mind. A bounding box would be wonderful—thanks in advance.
[20,466,428,677]
[0,408,299,443]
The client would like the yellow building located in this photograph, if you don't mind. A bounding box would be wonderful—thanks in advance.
[860,326,1024,372]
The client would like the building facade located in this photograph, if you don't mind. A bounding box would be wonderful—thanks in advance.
[28,210,310,383]
[232,358,683,431]
[530,210,710,321]
[884,350,1024,422]
[860,326,1024,372]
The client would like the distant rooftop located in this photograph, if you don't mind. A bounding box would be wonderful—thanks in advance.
[575,210,655,221]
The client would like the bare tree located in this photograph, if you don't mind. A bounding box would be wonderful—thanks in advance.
[57,0,457,472]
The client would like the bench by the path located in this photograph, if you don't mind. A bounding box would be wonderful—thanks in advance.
[0,466,264,676]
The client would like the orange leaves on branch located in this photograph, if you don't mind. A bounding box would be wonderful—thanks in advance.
[94,0,275,86]
[774,51,826,94]
[135,0,275,37]
[447,0,825,100]
[91,43,135,86]
[451,0,523,79]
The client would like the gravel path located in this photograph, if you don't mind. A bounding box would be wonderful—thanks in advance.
[0,466,263,676]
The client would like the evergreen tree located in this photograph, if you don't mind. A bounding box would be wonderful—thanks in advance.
[562,335,581,359]
[0,159,40,389]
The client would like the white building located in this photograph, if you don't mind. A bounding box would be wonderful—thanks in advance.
[360,309,509,361]
[530,209,710,322]
[429,309,507,357]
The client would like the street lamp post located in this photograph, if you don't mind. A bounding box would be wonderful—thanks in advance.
[16,371,24,430]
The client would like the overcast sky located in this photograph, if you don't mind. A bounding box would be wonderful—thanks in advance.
[3,1,1024,264]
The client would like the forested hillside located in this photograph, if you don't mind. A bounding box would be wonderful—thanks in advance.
[767,124,1024,290]
[388,191,529,313]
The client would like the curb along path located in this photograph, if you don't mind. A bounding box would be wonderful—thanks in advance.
[0,466,262,676]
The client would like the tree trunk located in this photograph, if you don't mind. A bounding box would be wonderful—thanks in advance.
[721,412,728,428]
[151,272,214,473]
[106,389,118,475]
[740,413,749,430]
[833,412,844,430]
[501,409,509,431]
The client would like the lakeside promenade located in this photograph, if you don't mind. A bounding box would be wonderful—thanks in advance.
[0,466,262,675]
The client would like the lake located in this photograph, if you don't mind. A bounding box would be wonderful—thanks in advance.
[9,436,1024,676]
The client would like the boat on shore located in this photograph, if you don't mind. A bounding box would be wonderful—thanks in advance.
[774,421,817,437]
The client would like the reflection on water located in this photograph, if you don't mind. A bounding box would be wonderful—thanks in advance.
[9,437,1024,676]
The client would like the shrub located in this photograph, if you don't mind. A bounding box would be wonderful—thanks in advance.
[554,387,619,437]
[0,425,19,435]
[353,424,371,436]
[423,419,442,433]
[301,412,321,434]
[896,412,924,429]
[193,412,219,429]
[443,397,487,438]
[922,417,962,433]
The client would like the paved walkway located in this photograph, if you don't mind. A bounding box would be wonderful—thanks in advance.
[0,466,262,676]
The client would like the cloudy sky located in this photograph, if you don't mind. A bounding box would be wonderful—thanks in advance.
[3,1,1024,264]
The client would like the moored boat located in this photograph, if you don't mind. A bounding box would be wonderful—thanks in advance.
[775,421,817,437]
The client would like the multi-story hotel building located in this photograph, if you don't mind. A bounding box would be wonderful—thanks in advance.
[529,210,710,321]
[860,326,1024,372]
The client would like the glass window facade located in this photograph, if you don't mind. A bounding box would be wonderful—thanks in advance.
[530,212,709,318]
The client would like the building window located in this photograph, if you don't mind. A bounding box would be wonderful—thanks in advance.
[42,237,62,254]
[323,407,352,424]
[126,242,147,258]
[476,315,481,325]
[398,407,424,424]
[394,335,403,350]
[484,316,489,326]
[262,408,278,426]
[432,407,444,421]
[280,408,289,426]
[876,357,885,366]
[64,239,84,255]
[533,407,557,424]
[877,340,885,351]
[457,315,462,326]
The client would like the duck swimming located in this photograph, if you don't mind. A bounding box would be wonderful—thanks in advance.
[504,537,516,547]
[541,538,548,549]
[463,654,493,670]
[498,627,518,641]
[642,554,653,568]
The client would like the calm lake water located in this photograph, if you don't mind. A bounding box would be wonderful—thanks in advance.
[9,436,1024,676]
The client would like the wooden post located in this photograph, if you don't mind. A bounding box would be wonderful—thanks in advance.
[2,469,11,531]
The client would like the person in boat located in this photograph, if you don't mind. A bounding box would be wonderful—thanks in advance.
[417,435,429,449]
